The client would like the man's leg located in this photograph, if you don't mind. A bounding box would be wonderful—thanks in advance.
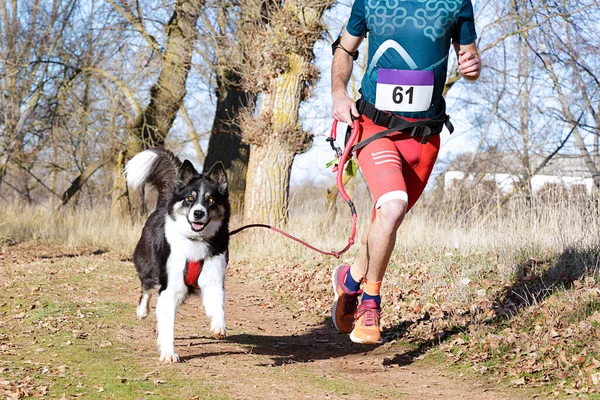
[332,115,408,339]
[332,130,406,336]
[349,200,406,344]
[331,116,440,343]
[352,132,441,343]
[354,199,407,283]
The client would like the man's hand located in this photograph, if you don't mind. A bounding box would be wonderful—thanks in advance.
[332,91,360,127]
[457,42,481,81]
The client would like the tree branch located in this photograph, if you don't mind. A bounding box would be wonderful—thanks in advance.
[105,0,163,55]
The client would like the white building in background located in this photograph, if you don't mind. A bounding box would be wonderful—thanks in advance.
[443,153,598,195]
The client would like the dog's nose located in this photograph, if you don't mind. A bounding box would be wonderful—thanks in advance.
[193,210,205,220]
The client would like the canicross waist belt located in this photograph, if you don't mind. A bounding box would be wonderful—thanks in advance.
[352,98,454,148]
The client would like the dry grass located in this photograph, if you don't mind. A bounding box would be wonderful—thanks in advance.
[0,203,141,256]
[1,186,598,273]
[394,195,600,304]
[233,185,600,294]
[2,186,600,394]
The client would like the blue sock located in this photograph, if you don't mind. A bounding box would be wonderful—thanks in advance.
[344,270,362,293]
[361,292,381,307]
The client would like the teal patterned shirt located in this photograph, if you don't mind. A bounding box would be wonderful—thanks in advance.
[346,0,477,118]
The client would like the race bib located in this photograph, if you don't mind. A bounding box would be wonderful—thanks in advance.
[375,69,434,112]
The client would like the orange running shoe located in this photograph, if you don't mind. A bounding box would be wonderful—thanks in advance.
[350,299,382,344]
[331,265,362,333]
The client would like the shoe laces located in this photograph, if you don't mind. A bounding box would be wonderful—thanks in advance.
[355,302,381,327]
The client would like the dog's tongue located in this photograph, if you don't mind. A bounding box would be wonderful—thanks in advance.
[192,222,205,231]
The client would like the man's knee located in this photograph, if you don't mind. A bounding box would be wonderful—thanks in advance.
[375,199,407,231]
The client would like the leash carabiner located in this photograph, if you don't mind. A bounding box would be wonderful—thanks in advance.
[327,122,343,158]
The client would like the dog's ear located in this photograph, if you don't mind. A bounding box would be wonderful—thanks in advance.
[177,159,197,186]
[206,162,228,194]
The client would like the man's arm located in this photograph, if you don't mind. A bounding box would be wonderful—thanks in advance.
[331,31,364,127]
[453,42,481,81]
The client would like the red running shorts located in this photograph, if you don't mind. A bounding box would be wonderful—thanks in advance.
[354,114,440,212]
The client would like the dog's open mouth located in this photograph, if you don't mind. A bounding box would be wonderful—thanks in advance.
[190,221,208,232]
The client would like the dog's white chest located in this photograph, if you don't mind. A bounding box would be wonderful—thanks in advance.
[165,217,211,261]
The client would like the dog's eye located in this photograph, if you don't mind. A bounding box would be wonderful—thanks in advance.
[206,196,214,205]
[187,195,195,202]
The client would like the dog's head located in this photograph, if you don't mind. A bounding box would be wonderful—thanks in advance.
[168,160,229,239]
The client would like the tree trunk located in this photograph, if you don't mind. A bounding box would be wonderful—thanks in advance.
[204,73,256,215]
[60,161,107,206]
[243,136,296,225]
[242,53,313,225]
[518,39,533,205]
[109,0,204,215]
[129,0,204,150]
[237,0,332,224]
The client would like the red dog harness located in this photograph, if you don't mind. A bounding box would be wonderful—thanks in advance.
[184,251,228,289]
[184,260,202,289]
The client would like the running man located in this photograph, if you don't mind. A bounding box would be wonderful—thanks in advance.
[331,0,481,344]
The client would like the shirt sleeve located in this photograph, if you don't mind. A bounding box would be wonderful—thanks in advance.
[346,0,367,37]
[452,0,477,45]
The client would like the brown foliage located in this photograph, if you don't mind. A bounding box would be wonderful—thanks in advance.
[236,0,331,95]
[239,108,311,153]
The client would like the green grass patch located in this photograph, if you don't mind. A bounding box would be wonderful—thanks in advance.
[0,289,223,399]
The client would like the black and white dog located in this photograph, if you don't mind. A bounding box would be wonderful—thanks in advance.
[124,148,229,363]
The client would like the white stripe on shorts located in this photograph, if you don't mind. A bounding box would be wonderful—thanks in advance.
[376,190,408,209]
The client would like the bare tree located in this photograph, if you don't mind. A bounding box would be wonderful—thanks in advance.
[107,0,205,150]
[106,0,205,211]
[201,0,256,214]
[446,0,600,210]
[523,0,600,189]
[237,0,334,225]
[0,0,77,193]
[2,0,241,209]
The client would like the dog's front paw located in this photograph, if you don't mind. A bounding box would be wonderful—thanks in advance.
[136,304,149,319]
[210,321,226,339]
[159,352,180,363]
[212,330,226,340]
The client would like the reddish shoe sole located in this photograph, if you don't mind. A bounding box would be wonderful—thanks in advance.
[331,266,353,333]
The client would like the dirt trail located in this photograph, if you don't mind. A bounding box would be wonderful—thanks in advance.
[0,244,539,399]
[152,265,531,399]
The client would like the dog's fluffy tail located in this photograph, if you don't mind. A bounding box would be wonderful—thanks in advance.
[124,148,182,201]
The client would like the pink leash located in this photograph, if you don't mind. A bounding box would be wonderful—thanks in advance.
[230,120,360,259]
